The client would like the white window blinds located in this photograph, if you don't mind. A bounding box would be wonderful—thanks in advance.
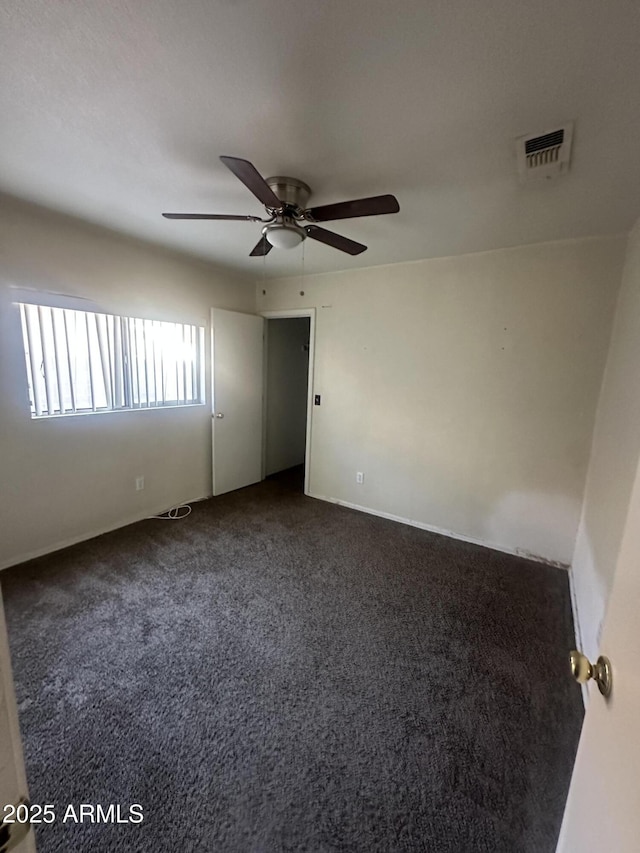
[19,303,205,417]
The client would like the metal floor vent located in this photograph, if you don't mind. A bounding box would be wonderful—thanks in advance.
[517,122,573,183]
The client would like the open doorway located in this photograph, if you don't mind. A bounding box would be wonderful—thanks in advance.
[263,314,313,494]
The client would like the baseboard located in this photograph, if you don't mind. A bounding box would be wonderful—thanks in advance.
[306,492,570,569]
[0,494,211,572]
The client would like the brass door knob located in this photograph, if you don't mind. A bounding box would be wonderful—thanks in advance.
[570,650,612,697]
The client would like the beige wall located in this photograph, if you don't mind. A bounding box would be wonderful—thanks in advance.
[258,236,625,564]
[265,317,310,476]
[570,218,640,661]
[0,196,254,569]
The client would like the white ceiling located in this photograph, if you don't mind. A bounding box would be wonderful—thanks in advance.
[1,0,639,279]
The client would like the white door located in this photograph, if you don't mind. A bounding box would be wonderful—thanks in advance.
[557,455,640,852]
[211,309,264,496]
[0,592,35,852]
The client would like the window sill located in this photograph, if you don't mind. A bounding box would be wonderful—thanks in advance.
[30,402,207,420]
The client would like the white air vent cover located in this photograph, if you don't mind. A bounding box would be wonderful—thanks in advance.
[516,122,574,183]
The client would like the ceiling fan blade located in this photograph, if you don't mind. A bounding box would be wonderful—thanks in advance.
[249,236,273,257]
[162,213,262,221]
[305,225,367,255]
[220,156,282,209]
[305,194,399,222]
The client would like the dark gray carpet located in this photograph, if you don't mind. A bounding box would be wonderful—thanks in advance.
[2,467,583,853]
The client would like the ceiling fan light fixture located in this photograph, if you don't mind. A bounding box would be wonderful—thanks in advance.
[263,222,305,250]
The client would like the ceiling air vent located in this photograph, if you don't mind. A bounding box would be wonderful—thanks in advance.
[516,122,574,183]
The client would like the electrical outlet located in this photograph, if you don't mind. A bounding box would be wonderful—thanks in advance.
[356,472,364,484]
[135,476,145,491]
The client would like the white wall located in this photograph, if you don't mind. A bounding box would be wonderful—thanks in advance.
[0,196,254,569]
[258,236,625,565]
[570,218,640,662]
[265,318,310,476]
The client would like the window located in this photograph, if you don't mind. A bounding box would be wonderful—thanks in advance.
[18,303,205,417]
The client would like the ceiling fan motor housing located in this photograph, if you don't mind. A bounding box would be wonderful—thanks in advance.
[261,177,311,248]
[265,176,311,211]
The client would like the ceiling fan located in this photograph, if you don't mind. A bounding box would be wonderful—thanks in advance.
[162,156,400,257]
